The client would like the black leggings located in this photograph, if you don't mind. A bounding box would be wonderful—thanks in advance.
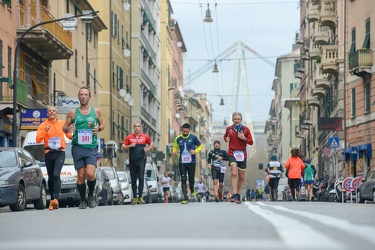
[45,151,65,199]
[179,163,196,199]
[129,159,146,198]
[288,178,301,200]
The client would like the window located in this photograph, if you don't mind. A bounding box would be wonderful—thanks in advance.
[349,27,356,53]
[87,63,90,89]
[364,80,370,113]
[112,61,115,85]
[86,23,92,42]
[111,12,117,38]
[351,88,356,117]
[363,19,370,49]
[66,0,69,13]
[66,59,69,70]
[74,49,78,77]
[93,68,97,93]
[0,39,3,77]
[7,46,11,77]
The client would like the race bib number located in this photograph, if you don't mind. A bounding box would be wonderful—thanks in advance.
[233,150,244,162]
[220,166,226,173]
[181,151,192,163]
[48,137,61,149]
[78,129,93,144]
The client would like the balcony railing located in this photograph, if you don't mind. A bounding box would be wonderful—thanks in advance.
[141,107,156,126]
[321,45,338,75]
[0,78,28,108]
[307,1,319,22]
[320,0,337,29]
[313,25,330,45]
[16,5,72,60]
[314,63,330,89]
[349,49,373,76]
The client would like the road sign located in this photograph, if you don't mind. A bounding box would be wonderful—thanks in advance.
[351,177,364,191]
[328,137,339,148]
[322,147,330,157]
[342,177,353,192]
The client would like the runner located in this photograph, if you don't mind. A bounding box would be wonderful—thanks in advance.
[265,155,284,201]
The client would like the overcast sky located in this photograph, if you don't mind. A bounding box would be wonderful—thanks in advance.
[171,0,300,124]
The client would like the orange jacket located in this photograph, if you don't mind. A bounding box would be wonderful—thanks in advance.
[284,156,305,179]
[36,119,71,153]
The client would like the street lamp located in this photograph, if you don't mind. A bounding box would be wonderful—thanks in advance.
[12,11,98,146]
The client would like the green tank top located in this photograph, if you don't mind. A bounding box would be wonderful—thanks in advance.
[72,107,98,148]
[304,164,314,181]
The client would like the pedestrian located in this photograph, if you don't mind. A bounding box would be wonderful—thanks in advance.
[195,180,205,202]
[250,189,255,201]
[265,155,284,201]
[207,140,229,202]
[303,158,316,201]
[161,172,171,203]
[223,112,254,204]
[172,123,202,204]
[257,188,264,201]
[36,106,71,211]
[284,148,305,202]
[121,122,154,205]
[205,190,210,202]
[246,188,251,201]
[63,87,105,209]
[264,184,270,201]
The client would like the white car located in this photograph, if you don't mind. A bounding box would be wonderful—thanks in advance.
[117,171,132,204]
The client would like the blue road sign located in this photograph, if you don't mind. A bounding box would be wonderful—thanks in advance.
[328,137,339,148]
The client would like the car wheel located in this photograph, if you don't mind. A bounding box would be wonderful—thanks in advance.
[372,190,375,203]
[9,184,26,212]
[108,192,114,206]
[357,191,365,203]
[34,184,47,210]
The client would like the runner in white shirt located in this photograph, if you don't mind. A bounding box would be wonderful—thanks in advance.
[161,172,171,203]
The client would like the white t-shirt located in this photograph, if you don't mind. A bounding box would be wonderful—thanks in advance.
[162,177,171,188]
[196,182,205,193]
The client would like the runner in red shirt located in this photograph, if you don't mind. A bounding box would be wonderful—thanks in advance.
[224,112,253,204]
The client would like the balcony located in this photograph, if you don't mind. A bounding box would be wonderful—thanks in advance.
[312,87,326,99]
[319,0,337,30]
[307,97,320,108]
[309,43,321,57]
[349,49,373,78]
[141,107,156,127]
[16,5,73,60]
[321,45,339,75]
[314,63,330,90]
[0,78,28,110]
[307,1,319,22]
[313,25,330,45]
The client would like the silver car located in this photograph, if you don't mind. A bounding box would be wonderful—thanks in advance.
[100,166,124,205]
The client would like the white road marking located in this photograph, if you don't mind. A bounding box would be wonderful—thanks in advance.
[244,202,345,249]
[260,202,375,245]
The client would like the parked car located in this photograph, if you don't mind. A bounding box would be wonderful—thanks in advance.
[117,171,132,204]
[144,159,162,203]
[172,186,183,203]
[96,167,113,206]
[23,131,81,207]
[357,170,375,203]
[0,147,47,211]
[101,166,124,205]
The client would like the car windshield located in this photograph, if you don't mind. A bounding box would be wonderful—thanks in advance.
[0,150,17,168]
[103,169,115,180]
[144,169,156,181]
[117,172,126,181]
[24,143,74,165]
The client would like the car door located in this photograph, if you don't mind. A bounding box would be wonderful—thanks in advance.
[362,171,375,199]
[17,149,38,199]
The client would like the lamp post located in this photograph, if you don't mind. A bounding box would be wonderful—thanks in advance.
[12,11,98,147]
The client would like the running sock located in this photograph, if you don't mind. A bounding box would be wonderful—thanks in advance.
[77,183,86,201]
[87,179,96,196]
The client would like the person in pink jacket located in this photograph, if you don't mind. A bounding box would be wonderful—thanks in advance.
[284,148,305,202]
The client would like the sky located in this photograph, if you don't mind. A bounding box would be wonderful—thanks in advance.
[171,0,300,124]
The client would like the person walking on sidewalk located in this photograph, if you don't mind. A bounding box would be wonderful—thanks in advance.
[265,155,284,201]
[63,87,105,209]
[285,148,305,202]
[172,123,202,204]
[121,122,154,205]
[303,158,316,201]
[207,140,228,202]
[223,112,253,204]
[36,106,72,210]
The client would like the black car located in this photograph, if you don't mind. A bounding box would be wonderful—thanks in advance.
[357,170,375,203]
[96,167,113,206]
[0,147,47,211]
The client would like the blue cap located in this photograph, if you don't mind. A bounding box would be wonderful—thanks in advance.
[271,155,277,161]
[304,158,312,164]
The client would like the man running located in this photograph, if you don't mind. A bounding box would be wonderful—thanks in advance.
[207,140,228,202]
[265,155,283,201]
[224,112,253,204]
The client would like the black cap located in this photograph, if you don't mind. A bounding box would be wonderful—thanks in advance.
[213,140,220,145]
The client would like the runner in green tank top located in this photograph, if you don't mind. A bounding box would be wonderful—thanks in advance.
[63,87,105,209]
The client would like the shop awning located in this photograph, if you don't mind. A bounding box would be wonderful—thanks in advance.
[358,143,372,158]
[342,146,358,161]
